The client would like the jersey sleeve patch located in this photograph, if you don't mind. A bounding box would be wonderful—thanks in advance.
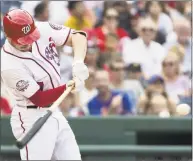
[16,80,30,92]
[49,22,63,30]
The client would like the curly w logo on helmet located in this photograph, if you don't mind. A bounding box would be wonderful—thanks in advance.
[22,24,31,34]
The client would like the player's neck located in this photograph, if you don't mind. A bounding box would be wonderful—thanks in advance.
[9,40,32,52]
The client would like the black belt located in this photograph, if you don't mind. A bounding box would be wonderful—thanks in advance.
[27,106,39,109]
[27,104,52,109]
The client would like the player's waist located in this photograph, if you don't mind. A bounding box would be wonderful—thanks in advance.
[27,104,52,109]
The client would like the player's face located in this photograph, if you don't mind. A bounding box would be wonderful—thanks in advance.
[8,38,32,52]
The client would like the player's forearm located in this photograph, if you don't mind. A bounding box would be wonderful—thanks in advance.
[29,85,66,107]
[71,32,87,62]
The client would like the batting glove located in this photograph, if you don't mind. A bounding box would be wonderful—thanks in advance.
[71,77,85,93]
[72,60,89,82]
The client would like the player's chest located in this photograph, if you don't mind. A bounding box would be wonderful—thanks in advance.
[32,37,60,67]
[21,39,61,88]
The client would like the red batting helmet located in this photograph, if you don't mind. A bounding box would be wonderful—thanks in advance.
[3,9,40,45]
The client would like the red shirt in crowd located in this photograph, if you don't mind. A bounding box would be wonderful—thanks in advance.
[0,97,12,115]
[94,27,129,52]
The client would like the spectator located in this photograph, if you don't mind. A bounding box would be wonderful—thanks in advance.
[1,1,22,15]
[137,75,176,117]
[20,1,42,17]
[94,8,129,52]
[163,2,186,21]
[175,1,190,17]
[122,18,166,78]
[164,18,191,75]
[65,1,92,30]
[127,14,140,40]
[168,45,185,64]
[129,13,166,44]
[34,2,49,21]
[82,2,99,28]
[84,1,104,24]
[109,60,126,89]
[88,70,134,116]
[78,67,98,114]
[145,1,173,37]
[125,63,143,81]
[96,33,122,71]
[161,53,190,103]
[0,97,12,115]
[84,44,99,69]
[59,53,73,84]
[122,1,166,45]
[164,1,192,23]
[102,33,121,56]
[21,1,69,25]
[112,1,133,32]
[48,1,69,25]
[1,13,6,48]
[134,1,147,17]
[184,1,192,21]
[59,93,84,117]
[109,61,144,107]
[124,63,145,97]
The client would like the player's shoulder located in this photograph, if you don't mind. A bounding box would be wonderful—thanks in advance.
[34,21,53,41]
[35,21,49,31]
[1,47,23,71]
[35,21,69,32]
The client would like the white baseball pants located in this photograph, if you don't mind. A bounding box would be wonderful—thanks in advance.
[10,107,81,160]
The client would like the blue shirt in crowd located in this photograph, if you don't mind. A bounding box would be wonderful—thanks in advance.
[87,90,133,115]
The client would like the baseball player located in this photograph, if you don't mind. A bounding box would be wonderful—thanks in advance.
[1,9,89,160]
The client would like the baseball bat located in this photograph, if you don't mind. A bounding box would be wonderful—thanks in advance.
[16,84,74,149]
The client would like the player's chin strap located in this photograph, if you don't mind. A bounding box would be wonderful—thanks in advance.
[72,30,87,38]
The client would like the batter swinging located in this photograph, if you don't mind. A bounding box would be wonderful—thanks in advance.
[1,9,89,160]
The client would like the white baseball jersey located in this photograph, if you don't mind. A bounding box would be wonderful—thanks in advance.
[1,22,73,108]
[1,21,81,160]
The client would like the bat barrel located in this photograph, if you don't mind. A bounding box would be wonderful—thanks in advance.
[16,111,52,149]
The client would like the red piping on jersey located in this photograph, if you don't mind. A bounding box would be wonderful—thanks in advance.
[3,46,55,88]
[19,112,29,160]
[26,145,29,160]
[19,112,25,133]
[62,28,71,46]
[35,41,61,78]
[29,84,66,107]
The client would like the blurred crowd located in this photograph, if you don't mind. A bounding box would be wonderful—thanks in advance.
[0,1,192,117]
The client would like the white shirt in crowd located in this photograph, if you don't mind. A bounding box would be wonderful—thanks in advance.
[60,54,73,84]
[122,38,166,78]
[21,1,69,25]
[157,13,173,36]
[20,1,41,17]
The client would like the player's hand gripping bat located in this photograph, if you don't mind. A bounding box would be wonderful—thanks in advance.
[16,81,75,149]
